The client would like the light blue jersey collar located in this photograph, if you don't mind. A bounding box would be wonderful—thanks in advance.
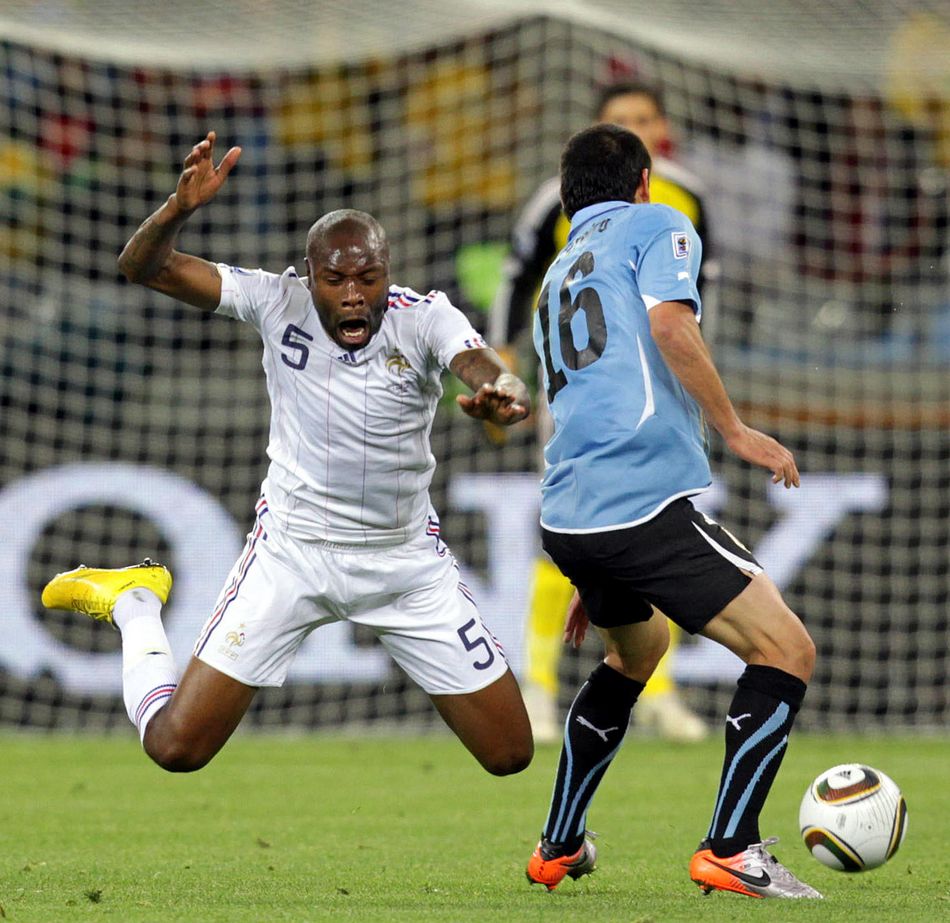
[568,201,633,241]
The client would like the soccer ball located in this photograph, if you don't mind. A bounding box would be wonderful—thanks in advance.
[799,763,908,871]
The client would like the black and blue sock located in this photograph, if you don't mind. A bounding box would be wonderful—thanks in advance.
[706,664,807,858]
[541,662,644,856]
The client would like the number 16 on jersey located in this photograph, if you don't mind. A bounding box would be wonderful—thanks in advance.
[535,250,608,404]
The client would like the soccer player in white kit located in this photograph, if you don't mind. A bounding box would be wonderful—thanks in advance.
[41,132,534,780]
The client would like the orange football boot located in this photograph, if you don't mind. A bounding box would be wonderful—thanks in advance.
[689,837,822,899]
[526,837,596,891]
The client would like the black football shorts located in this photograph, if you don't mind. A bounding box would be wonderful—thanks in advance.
[541,497,762,634]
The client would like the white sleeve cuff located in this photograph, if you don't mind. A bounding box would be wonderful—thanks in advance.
[215,262,237,315]
[641,294,701,322]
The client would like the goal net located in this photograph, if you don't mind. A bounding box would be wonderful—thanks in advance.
[1,1,947,732]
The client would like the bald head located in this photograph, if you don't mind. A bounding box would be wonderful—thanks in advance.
[305,209,392,351]
[306,209,390,267]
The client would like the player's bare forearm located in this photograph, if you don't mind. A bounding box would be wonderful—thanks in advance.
[118,132,239,312]
[450,347,531,425]
[650,301,799,487]
[650,303,742,440]
[450,347,515,394]
[118,198,222,312]
[118,196,192,285]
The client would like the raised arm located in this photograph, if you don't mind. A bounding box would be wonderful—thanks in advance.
[649,300,800,488]
[450,348,531,426]
[117,131,242,312]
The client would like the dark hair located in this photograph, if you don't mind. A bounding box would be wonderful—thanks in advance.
[594,81,666,120]
[560,124,652,218]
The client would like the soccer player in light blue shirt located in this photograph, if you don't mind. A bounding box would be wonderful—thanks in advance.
[534,197,709,532]
[525,124,822,900]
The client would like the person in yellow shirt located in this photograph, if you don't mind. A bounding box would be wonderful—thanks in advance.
[490,82,717,742]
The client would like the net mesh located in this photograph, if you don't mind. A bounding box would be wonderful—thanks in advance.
[1,3,947,731]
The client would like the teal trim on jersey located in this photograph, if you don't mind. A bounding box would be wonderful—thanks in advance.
[533,201,711,532]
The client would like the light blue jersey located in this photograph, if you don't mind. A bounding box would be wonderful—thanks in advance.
[532,200,711,532]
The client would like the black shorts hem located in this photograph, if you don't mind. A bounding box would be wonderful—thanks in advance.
[541,498,760,634]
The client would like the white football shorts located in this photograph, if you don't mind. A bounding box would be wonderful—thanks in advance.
[193,499,509,695]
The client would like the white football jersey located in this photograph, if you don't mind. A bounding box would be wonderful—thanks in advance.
[216,264,487,546]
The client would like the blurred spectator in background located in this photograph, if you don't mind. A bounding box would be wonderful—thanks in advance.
[490,82,714,743]
[885,11,950,357]
[678,80,794,348]
[790,93,943,340]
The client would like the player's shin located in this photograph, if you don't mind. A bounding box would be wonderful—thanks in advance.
[541,662,644,855]
[705,664,807,857]
[114,589,179,741]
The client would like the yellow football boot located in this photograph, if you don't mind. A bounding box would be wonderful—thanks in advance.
[41,558,172,625]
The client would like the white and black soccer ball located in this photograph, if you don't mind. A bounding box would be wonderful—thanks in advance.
[799,763,908,871]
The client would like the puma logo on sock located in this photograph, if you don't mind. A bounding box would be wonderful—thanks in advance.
[576,715,619,741]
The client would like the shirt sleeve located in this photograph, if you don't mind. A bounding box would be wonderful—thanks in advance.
[215,263,282,328]
[418,291,489,370]
[635,211,704,321]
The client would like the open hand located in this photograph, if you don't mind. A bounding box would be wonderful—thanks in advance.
[456,373,530,425]
[725,423,800,488]
[563,590,590,649]
[175,131,241,213]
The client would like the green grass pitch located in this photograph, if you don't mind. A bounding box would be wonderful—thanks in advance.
[0,731,946,922]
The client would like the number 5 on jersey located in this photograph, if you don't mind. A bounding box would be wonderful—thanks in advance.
[456,618,496,671]
[281,324,313,370]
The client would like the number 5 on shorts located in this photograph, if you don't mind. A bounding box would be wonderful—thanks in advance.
[457,618,496,671]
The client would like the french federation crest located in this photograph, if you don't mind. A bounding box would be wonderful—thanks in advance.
[671,231,691,259]
[385,348,412,394]
[385,349,411,376]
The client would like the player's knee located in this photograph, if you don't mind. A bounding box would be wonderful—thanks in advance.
[482,740,533,776]
[772,610,816,682]
[644,622,671,673]
[607,620,669,680]
[752,616,817,683]
[143,724,215,773]
[791,628,817,682]
[145,740,212,773]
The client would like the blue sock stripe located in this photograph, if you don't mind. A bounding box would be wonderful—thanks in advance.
[572,744,623,839]
[708,702,790,837]
[545,720,575,842]
[723,735,788,838]
[575,812,588,840]
[561,742,623,840]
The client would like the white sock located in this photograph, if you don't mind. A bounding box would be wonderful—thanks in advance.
[114,588,178,742]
